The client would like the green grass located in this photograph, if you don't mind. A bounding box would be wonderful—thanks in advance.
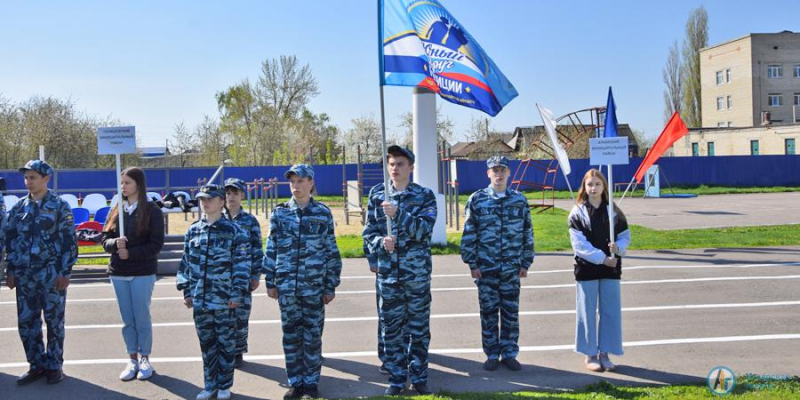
[348,375,800,399]
[262,186,800,208]
[77,205,800,264]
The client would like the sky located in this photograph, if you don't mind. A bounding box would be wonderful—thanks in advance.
[1,0,799,147]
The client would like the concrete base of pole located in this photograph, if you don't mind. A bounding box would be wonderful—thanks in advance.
[413,86,447,246]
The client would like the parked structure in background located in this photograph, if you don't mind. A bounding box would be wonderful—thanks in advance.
[672,124,798,156]
[701,31,800,128]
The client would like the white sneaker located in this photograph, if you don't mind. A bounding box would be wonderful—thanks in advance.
[119,359,138,381]
[599,353,616,371]
[584,355,603,372]
[196,390,216,400]
[137,357,154,380]
[217,389,232,399]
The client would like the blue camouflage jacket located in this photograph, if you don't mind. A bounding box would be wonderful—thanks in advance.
[461,186,535,273]
[226,209,265,281]
[4,190,78,281]
[263,198,342,297]
[177,217,251,311]
[362,182,437,284]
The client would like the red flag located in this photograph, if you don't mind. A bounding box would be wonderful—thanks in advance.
[634,112,689,184]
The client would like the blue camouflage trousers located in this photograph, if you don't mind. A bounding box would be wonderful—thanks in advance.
[279,294,325,388]
[193,308,236,391]
[476,265,521,360]
[16,281,67,370]
[378,280,431,388]
[235,291,252,355]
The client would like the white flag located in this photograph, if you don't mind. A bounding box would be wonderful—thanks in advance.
[536,104,571,176]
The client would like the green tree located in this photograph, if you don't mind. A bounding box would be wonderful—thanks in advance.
[680,6,708,128]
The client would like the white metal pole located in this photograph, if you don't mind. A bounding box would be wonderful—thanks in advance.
[115,153,125,235]
[607,164,615,242]
[39,145,45,161]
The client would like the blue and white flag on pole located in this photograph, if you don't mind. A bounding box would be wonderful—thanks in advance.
[380,0,518,116]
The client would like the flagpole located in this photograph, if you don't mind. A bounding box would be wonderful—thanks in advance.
[618,176,636,206]
[607,164,615,243]
[377,0,393,240]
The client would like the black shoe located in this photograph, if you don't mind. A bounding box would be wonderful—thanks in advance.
[16,367,46,385]
[284,386,304,399]
[378,363,390,375]
[384,386,404,396]
[483,358,499,371]
[234,354,244,369]
[501,357,522,371]
[46,369,64,384]
[302,385,318,398]
[413,383,432,395]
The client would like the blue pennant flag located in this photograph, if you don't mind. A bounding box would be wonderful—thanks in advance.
[603,87,618,138]
[379,0,518,116]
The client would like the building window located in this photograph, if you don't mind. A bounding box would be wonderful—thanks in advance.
[727,95,733,110]
[708,142,715,156]
[727,121,733,127]
[787,139,796,155]
[717,97,724,110]
[726,68,732,83]
[717,122,726,127]
[769,94,783,107]
[768,64,783,79]
[692,142,699,157]
[794,93,800,106]
[795,64,800,78]
[716,71,724,85]
[751,140,759,156]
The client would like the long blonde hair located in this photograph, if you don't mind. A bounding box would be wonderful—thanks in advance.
[576,169,609,205]
[576,168,626,220]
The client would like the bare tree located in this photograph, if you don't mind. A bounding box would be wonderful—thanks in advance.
[663,41,683,123]
[171,121,196,167]
[343,114,382,162]
[680,6,708,128]
[397,106,455,146]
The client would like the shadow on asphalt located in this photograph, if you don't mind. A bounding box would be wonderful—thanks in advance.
[0,370,140,400]
[625,247,800,266]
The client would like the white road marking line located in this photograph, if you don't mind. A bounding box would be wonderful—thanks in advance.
[60,262,800,288]
[3,274,800,304]
[1,333,799,369]
[2,300,798,332]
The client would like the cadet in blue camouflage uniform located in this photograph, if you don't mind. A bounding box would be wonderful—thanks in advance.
[177,184,251,400]
[362,146,437,396]
[223,178,264,368]
[461,156,534,372]
[4,160,78,385]
[264,164,342,400]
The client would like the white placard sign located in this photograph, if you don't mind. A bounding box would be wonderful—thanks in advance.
[589,137,629,166]
[98,126,136,155]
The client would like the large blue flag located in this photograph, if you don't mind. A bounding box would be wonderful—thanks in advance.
[380,0,518,116]
[603,87,618,138]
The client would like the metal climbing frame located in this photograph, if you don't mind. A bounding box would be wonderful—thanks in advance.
[511,107,604,212]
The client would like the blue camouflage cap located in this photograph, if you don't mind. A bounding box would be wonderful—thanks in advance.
[196,184,226,200]
[19,159,55,176]
[486,156,509,169]
[284,164,314,179]
[224,178,247,192]
[387,145,415,164]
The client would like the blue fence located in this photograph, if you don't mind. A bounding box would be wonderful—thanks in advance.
[1,155,797,198]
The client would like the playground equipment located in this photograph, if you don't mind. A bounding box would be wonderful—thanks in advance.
[438,142,460,231]
[342,145,383,225]
[511,107,604,212]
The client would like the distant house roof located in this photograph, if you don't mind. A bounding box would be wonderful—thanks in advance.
[449,140,514,159]
[510,124,639,153]
[138,146,170,158]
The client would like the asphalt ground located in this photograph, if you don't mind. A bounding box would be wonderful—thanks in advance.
[554,192,800,230]
[1,246,799,399]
